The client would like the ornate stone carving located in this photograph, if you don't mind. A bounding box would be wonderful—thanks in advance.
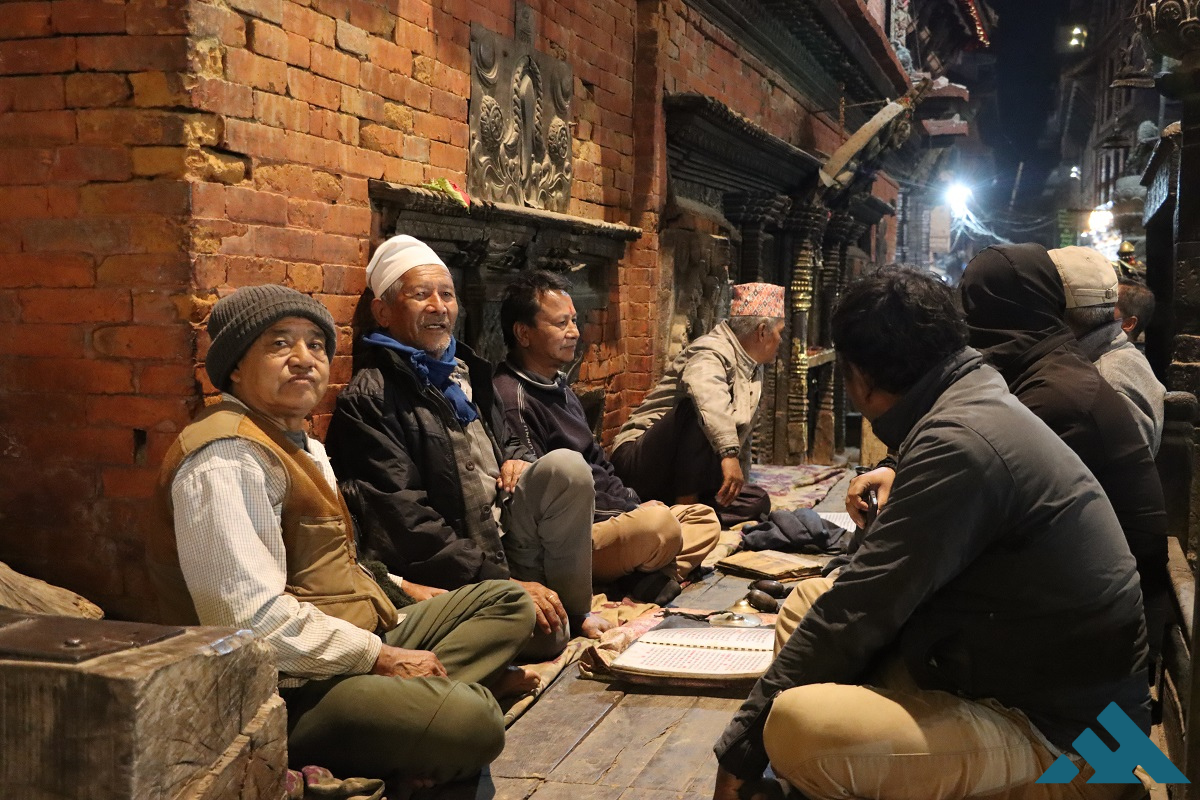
[1136,0,1200,60]
[469,23,573,212]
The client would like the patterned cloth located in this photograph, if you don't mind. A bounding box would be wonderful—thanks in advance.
[749,464,847,511]
[731,282,785,317]
[172,395,382,686]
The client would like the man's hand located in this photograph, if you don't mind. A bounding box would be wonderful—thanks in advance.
[846,466,895,528]
[497,459,530,492]
[371,645,447,678]
[403,581,447,603]
[713,766,771,800]
[716,456,745,507]
[514,580,568,634]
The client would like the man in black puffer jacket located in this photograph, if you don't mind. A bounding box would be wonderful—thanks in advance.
[714,267,1150,800]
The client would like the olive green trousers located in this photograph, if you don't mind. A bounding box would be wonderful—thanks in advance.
[282,580,535,784]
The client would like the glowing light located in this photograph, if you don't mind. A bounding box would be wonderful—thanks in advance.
[1069,165,1081,179]
[945,183,972,218]
[1069,37,1081,46]
[1072,27,1082,34]
[1088,203,1114,234]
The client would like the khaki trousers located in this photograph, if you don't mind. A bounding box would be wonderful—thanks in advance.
[283,580,535,784]
[591,502,721,583]
[768,578,1149,800]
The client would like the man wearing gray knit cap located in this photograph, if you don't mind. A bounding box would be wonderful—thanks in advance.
[146,284,537,788]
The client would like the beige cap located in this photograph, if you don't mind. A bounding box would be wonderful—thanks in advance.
[1048,246,1118,308]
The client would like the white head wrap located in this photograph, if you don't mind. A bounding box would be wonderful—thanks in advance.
[366,235,447,297]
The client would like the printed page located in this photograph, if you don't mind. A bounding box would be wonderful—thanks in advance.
[817,511,855,531]
[636,626,774,651]
[611,640,773,679]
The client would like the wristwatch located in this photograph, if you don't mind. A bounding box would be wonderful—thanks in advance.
[719,447,740,458]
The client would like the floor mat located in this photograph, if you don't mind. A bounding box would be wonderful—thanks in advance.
[750,464,848,511]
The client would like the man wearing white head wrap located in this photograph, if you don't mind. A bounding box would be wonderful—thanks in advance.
[365,234,448,300]
[328,235,607,659]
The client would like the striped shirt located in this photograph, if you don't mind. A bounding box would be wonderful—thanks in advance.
[171,399,382,684]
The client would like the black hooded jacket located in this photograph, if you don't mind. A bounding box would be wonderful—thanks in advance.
[960,243,1167,597]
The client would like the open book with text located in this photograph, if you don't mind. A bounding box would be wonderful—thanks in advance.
[608,626,774,684]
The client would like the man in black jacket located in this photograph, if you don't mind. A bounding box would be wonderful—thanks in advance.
[326,235,604,655]
[493,270,720,603]
[714,268,1150,800]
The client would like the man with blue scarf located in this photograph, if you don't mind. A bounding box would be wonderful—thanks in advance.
[327,235,605,658]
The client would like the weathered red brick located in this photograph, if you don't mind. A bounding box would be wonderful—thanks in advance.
[100,466,158,499]
[256,225,316,260]
[284,30,310,67]
[254,90,309,132]
[226,255,288,285]
[335,18,370,57]
[0,3,53,39]
[310,43,360,86]
[225,47,288,93]
[0,324,85,360]
[190,180,225,218]
[248,18,288,61]
[189,2,246,46]
[0,147,52,184]
[0,35,76,74]
[227,0,283,24]
[0,109,73,146]
[50,145,132,182]
[0,252,93,288]
[287,67,340,110]
[75,35,187,71]
[63,72,129,107]
[78,108,218,147]
[0,74,64,111]
[349,0,393,35]
[97,253,189,287]
[91,324,192,360]
[137,362,196,395]
[282,2,335,46]
[286,197,330,229]
[20,287,130,323]
[0,356,134,394]
[51,0,125,34]
[80,181,189,215]
[191,76,254,117]
[131,288,186,324]
[313,232,361,265]
[125,0,188,35]
[321,263,366,294]
[225,185,289,225]
[286,260,323,292]
[0,185,50,219]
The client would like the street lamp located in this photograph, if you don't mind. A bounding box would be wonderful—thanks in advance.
[946,182,972,218]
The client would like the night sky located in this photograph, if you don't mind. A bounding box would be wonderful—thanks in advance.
[974,0,1070,218]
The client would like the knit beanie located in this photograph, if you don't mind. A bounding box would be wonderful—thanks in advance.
[205,285,338,391]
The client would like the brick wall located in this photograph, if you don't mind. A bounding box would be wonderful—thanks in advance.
[0,0,901,616]
[0,1,197,618]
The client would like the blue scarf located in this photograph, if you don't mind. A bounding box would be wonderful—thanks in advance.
[363,332,479,425]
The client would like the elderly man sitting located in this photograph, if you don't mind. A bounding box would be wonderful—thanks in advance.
[146,285,535,788]
[326,235,604,656]
[1051,245,1165,454]
[610,283,785,521]
[493,270,720,604]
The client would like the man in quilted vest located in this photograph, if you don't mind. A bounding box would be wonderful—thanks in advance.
[148,285,536,789]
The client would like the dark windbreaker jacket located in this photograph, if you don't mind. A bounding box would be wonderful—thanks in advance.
[714,348,1150,780]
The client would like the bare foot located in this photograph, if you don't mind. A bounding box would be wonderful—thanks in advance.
[490,664,540,698]
[580,613,616,639]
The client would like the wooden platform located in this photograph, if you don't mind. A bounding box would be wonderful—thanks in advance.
[426,475,851,800]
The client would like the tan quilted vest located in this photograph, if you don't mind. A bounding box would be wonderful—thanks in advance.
[146,401,398,633]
